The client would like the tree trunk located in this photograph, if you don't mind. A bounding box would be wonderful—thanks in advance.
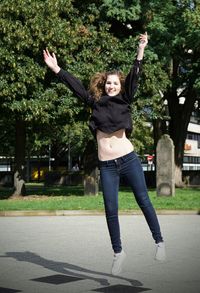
[12,117,26,197]
[153,85,197,187]
[153,119,167,148]
[82,140,99,196]
[173,135,186,187]
[175,165,183,187]
[167,99,186,187]
[167,88,197,187]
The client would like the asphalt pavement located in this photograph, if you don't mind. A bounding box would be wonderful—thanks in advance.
[0,214,200,293]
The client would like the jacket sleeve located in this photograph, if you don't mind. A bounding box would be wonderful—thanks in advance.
[124,59,142,104]
[56,68,93,106]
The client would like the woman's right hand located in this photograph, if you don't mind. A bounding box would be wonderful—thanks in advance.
[43,49,60,74]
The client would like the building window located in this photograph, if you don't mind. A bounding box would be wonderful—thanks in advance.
[187,132,200,141]
[183,156,200,164]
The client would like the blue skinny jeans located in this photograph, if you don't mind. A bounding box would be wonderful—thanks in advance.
[99,151,163,253]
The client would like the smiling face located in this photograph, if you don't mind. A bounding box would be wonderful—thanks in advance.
[105,74,121,96]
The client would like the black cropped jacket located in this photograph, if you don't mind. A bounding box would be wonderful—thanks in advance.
[57,59,142,137]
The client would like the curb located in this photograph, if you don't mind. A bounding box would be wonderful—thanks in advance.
[0,209,199,217]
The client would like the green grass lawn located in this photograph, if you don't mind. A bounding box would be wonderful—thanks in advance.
[0,184,199,211]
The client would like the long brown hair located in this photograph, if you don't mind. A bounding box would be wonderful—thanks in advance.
[89,70,125,101]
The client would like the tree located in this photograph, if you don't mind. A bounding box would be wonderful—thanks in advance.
[142,0,200,186]
[97,0,200,186]
[0,0,121,196]
[0,0,75,195]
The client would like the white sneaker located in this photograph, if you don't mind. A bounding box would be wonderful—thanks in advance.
[111,250,126,275]
[155,242,166,261]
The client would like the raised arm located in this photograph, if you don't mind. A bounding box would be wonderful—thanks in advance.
[43,49,91,104]
[124,32,148,103]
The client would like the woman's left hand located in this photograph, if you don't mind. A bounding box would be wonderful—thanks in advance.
[138,32,148,49]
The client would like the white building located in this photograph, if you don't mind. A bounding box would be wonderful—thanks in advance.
[183,111,200,170]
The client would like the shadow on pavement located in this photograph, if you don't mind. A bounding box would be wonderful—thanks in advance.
[0,251,152,292]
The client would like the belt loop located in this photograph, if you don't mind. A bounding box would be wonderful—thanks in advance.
[114,159,119,167]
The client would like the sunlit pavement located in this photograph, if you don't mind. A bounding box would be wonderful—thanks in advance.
[0,214,200,293]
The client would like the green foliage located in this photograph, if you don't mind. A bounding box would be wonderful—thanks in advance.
[101,0,141,22]
[0,0,122,161]
[0,0,80,123]
[143,0,200,87]
[1,0,200,171]
[0,115,15,157]
[131,121,154,156]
